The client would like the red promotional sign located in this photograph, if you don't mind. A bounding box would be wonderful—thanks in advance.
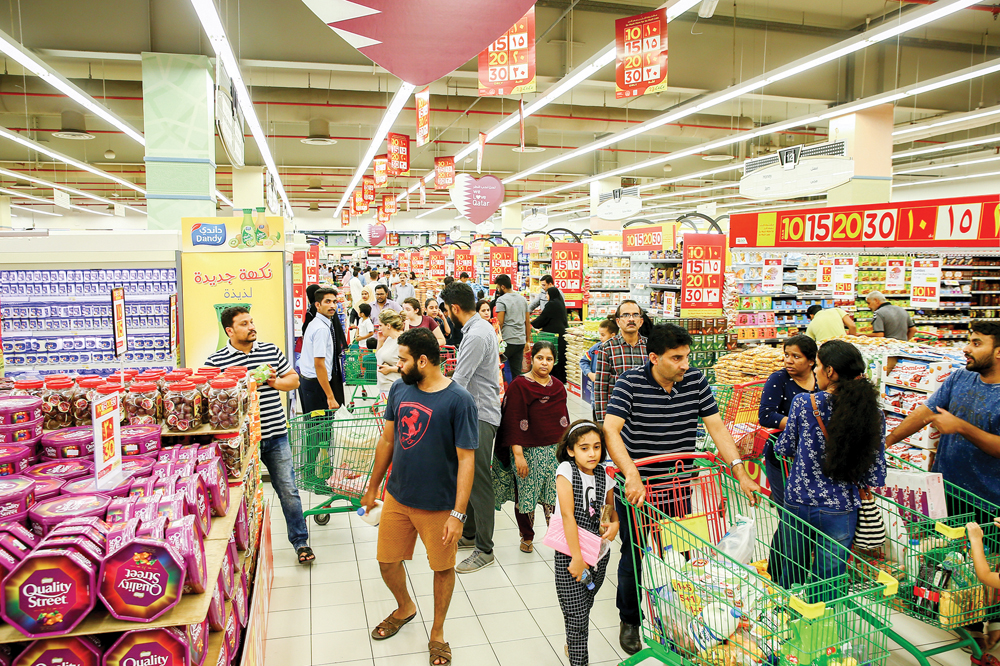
[399,251,410,272]
[615,9,668,99]
[388,232,399,246]
[623,223,670,251]
[362,176,376,201]
[416,87,430,146]
[377,206,391,225]
[478,6,536,96]
[306,245,320,285]
[489,246,517,294]
[730,194,1000,249]
[382,194,397,215]
[341,210,350,228]
[434,157,455,189]
[680,234,726,315]
[387,133,410,176]
[411,252,425,274]
[352,189,368,214]
[552,242,584,309]
[373,156,388,187]
[429,251,446,278]
[292,250,306,330]
[523,235,544,254]
[454,249,475,278]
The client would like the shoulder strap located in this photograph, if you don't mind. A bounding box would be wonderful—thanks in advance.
[810,393,829,440]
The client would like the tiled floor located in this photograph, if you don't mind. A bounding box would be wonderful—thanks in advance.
[262,394,998,666]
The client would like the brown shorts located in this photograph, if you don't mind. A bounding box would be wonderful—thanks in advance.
[377,492,457,571]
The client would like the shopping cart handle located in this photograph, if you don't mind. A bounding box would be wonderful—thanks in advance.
[606,452,719,476]
[877,570,899,598]
[788,595,826,620]
[935,522,966,540]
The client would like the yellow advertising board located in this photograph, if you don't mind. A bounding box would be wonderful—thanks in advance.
[181,214,284,252]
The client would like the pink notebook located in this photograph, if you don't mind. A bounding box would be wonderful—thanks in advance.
[542,513,605,566]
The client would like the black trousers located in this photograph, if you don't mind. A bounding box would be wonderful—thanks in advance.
[506,343,525,377]
[299,376,329,413]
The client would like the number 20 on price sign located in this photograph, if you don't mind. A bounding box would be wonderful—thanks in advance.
[681,234,726,312]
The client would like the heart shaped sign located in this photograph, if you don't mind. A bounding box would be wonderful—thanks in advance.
[365,222,387,246]
[450,174,505,225]
[301,0,535,86]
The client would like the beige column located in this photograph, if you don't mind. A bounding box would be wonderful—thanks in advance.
[826,104,894,206]
[0,196,11,229]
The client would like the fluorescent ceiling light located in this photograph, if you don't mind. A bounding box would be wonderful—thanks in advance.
[190,0,293,217]
[0,186,110,215]
[893,169,1000,187]
[893,153,1000,174]
[893,131,1000,159]
[0,29,145,146]
[893,105,1000,138]
[333,82,415,217]
[906,60,1000,97]
[416,202,452,220]
[0,166,144,213]
[11,204,61,216]
[215,189,235,208]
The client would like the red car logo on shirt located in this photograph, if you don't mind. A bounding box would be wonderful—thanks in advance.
[397,402,433,450]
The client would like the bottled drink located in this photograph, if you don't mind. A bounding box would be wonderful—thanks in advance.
[357,501,383,526]
[241,208,256,248]
[255,206,269,243]
[579,567,596,591]
[906,538,921,579]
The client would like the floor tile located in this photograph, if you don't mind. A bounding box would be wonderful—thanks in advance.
[514,580,560,609]
[310,580,364,607]
[362,576,408,602]
[491,636,562,666]
[312,601,370,633]
[263,635,313,666]
[416,591,475,619]
[456,564,511,591]
[368,621,430,659]
[422,614,489,648]
[311,527,356,546]
[502,560,556,586]
[269,584,311,612]
[312,543,365,563]
[448,644,500,666]
[267,608,312,639]
[466,586,527,614]
[311,560,363,584]
[478,608,544,643]
[272,564,313,589]
[312,628,375,664]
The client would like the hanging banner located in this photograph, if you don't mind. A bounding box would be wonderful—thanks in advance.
[352,189,366,214]
[622,223,675,252]
[435,157,455,189]
[454,249,475,278]
[477,132,487,173]
[730,194,1000,249]
[387,232,399,246]
[383,194,397,215]
[552,242,585,309]
[429,251,446,278]
[341,209,351,228]
[362,176,376,201]
[831,257,857,306]
[478,6,536,96]
[489,246,517,294]
[415,87,430,146]
[377,207,391,225]
[306,245,320,284]
[111,287,128,357]
[523,234,545,254]
[411,251,425,275]
[92,389,123,491]
[419,180,427,203]
[373,157,388,187]
[816,257,834,291]
[387,132,410,176]
[761,257,783,293]
[399,251,410,273]
[886,257,907,292]
[615,9,669,99]
[680,234,726,317]
[911,258,942,308]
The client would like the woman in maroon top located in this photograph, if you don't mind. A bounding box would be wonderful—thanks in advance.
[493,340,570,552]
[401,297,446,345]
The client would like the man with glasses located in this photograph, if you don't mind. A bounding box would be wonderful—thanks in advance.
[592,300,647,422]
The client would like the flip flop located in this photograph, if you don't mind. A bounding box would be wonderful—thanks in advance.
[296,546,315,564]
[520,539,533,553]
[371,611,416,640]
[429,640,452,666]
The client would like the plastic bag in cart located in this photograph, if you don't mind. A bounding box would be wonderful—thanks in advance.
[715,515,757,565]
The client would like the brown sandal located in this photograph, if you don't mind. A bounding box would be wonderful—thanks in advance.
[520,539,533,553]
[429,640,452,665]
[371,611,416,640]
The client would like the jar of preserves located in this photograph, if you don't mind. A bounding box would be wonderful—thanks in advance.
[70,377,104,427]
[164,381,201,432]
[10,379,44,399]
[208,378,240,431]
[124,382,160,425]
[41,378,75,429]
[189,375,210,425]
[157,371,187,392]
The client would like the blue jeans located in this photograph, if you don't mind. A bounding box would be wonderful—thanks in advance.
[776,499,857,595]
[260,434,309,550]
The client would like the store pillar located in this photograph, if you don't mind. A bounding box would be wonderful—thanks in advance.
[141,53,217,231]
[0,196,11,229]
[502,203,521,239]
[233,167,265,210]
[826,104,893,207]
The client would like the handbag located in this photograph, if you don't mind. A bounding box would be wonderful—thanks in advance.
[542,512,604,567]
[809,394,886,551]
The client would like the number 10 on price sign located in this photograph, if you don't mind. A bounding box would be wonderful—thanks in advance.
[681,234,727,316]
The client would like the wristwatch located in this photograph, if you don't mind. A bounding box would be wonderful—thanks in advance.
[450,510,467,524]
[730,458,745,470]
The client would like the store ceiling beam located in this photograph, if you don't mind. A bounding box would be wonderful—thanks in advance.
[0,166,144,213]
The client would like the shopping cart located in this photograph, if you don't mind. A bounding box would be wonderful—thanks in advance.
[287,404,385,525]
[345,343,380,412]
[441,345,457,377]
[697,381,776,459]
[616,452,896,666]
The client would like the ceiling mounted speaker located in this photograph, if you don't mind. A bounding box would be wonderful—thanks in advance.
[52,110,95,140]
[301,119,337,145]
[512,125,545,153]
[305,177,326,192]
[104,148,116,159]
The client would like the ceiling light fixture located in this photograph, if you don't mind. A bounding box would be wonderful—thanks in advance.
[0,186,111,215]
[893,131,1000,160]
[189,0,293,217]
[893,153,1000,175]
[893,169,1000,187]
[698,0,720,19]
[10,204,61,217]
[0,166,144,214]
[893,105,1000,138]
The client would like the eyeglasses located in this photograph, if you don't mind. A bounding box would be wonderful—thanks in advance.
[617,313,642,320]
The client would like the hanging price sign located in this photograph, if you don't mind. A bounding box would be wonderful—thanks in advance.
[352,189,368,214]
[411,252,425,274]
[552,242,584,308]
[680,234,726,317]
[429,251,446,278]
[435,157,455,189]
[911,258,942,308]
[761,257,783,293]
[382,194,397,215]
[387,232,399,246]
[454,249,475,278]
[399,251,410,272]
[885,257,907,293]
[387,133,410,176]
[377,206,391,225]
[341,210,351,228]
[615,9,668,99]
[373,157,388,187]
[831,257,856,306]
[622,223,674,252]
[489,246,517,294]
[523,234,545,254]
[111,287,128,356]
[415,87,430,146]
[362,176,376,201]
[478,6,536,96]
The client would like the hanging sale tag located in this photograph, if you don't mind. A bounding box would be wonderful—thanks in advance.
[419,180,427,204]
[615,9,668,99]
[415,87,430,147]
[477,132,487,173]
[478,6,536,97]
[387,133,410,176]
[362,176,376,201]
[383,194,397,215]
[435,157,455,189]
[341,210,351,228]
[373,157,388,187]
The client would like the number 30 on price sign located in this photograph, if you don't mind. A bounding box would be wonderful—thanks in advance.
[680,234,727,316]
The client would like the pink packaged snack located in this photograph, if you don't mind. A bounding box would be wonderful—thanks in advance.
[105,519,139,556]
[28,494,111,537]
[132,496,159,524]
[187,617,209,666]
[25,460,93,481]
[176,475,210,537]
[47,524,105,553]
[207,578,225,631]
[31,477,65,501]
[0,547,18,579]
[61,475,132,499]
[0,396,43,426]
[98,537,185,622]
[176,462,196,478]
[220,545,235,599]
[151,462,172,480]
[137,516,167,540]
[156,494,185,523]
[226,534,237,570]
[157,448,180,464]
[0,532,32,561]
[102,626,190,666]
[36,535,104,569]
[223,604,240,663]
[153,477,177,497]
[196,443,218,465]
[14,635,103,666]
[0,512,28,529]
[0,446,34,477]
[233,497,249,550]
[196,459,229,518]
[120,456,155,478]
[129,477,156,500]
[0,418,43,445]
[120,425,161,457]
[0,476,36,520]
[59,516,110,537]
[1,548,97,637]
[1,522,39,549]
[177,445,200,464]
[106,496,138,524]
[214,636,228,666]
[165,515,207,594]
[232,569,248,628]
[39,427,94,460]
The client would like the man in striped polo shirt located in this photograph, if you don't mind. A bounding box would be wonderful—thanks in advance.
[603,323,759,655]
[206,306,315,564]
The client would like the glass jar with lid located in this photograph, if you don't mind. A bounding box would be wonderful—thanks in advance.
[164,381,201,432]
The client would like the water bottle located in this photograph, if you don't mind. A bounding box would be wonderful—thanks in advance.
[686,602,741,651]
[357,501,383,526]
[906,538,920,580]
[579,567,596,591]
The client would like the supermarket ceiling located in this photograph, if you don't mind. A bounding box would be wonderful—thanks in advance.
[0,0,998,221]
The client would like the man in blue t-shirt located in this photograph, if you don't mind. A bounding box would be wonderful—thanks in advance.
[361,328,478,666]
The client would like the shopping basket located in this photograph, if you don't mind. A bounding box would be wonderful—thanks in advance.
[615,452,896,666]
[697,381,777,459]
[345,343,380,412]
[287,404,385,525]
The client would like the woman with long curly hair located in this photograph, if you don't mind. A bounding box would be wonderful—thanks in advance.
[773,339,886,588]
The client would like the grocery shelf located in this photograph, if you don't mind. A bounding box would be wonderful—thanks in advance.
[648,284,681,290]
[945,265,1000,270]
[631,258,682,264]
[883,381,933,393]
[8,362,176,373]
[3,328,171,337]
[161,423,240,437]
[971,291,1000,294]
[590,288,631,292]
[589,253,631,258]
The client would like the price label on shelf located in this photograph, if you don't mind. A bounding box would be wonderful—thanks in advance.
[552,242,584,308]
[761,257,783,293]
[885,257,907,292]
[615,9,668,99]
[831,257,856,305]
[910,258,942,308]
[680,234,726,316]
[816,257,834,291]
[92,388,123,491]
[111,287,128,356]
[478,7,536,96]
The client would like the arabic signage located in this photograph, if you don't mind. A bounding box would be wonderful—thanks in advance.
[831,257,857,306]
[886,257,907,292]
[911,258,942,308]
[387,232,399,246]
[761,257,783,293]
[306,245,319,285]
[730,194,1000,249]
[292,250,306,333]
[454,249,475,278]
[429,252,446,278]
[341,210,350,228]
[623,222,674,252]
[523,234,545,254]
[615,9,668,99]
[352,189,368,214]
[411,252,425,275]
[478,6,536,96]
[435,157,455,189]
[111,287,127,357]
[680,234,726,317]
[362,176,376,201]
[416,87,430,146]
[383,194,397,215]
[387,133,410,176]
[373,156,388,187]
[182,215,285,252]
[816,256,834,291]
[489,246,517,294]
[92,389,123,491]
[552,242,584,308]
[399,251,410,272]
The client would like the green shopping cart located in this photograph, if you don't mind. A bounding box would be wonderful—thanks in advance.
[345,344,380,412]
[616,452,897,666]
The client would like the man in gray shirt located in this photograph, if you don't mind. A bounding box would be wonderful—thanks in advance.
[865,291,917,341]
[493,274,530,377]
[441,281,501,574]
[528,274,554,314]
